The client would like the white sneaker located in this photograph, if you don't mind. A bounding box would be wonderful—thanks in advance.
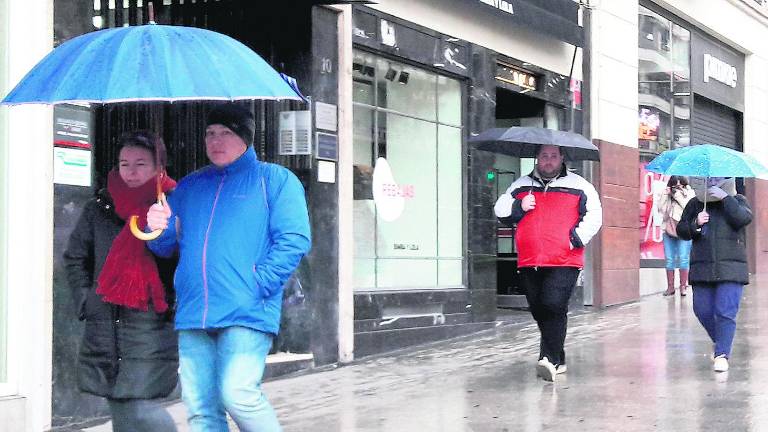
[713,355,729,372]
[537,357,557,382]
[556,364,567,375]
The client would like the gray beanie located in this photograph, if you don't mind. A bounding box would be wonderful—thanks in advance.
[206,103,255,146]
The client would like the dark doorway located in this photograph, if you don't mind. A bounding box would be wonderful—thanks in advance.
[492,88,545,308]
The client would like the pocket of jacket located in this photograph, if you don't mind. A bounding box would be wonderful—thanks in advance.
[252,264,266,300]
[76,288,89,321]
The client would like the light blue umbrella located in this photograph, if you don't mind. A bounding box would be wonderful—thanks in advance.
[646,143,768,212]
[645,144,768,178]
[1,24,302,104]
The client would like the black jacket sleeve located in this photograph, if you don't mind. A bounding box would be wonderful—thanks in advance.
[721,195,752,230]
[675,199,701,241]
[63,201,96,320]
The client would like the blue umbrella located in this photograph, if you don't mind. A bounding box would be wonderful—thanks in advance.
[1,23,303,241]
[645,144,768,178]
[1,24,302,104]
[646,144,768,213]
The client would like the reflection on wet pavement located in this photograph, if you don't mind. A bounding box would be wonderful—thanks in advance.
[268,276,768,432]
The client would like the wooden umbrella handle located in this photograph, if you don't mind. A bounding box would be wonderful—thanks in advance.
[129,192,165,241]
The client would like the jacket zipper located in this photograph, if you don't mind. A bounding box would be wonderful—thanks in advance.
[201,174,226,327]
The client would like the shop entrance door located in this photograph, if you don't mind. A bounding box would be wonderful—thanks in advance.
[493,88,545,308]
[492,89,569,308]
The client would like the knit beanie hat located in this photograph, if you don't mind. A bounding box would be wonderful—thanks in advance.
[206,103,255,146]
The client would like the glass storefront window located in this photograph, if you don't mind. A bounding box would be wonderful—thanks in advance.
[638,6,691,153]
[638,5,692,265]
[352,50,464,291]
[375,57,437,121]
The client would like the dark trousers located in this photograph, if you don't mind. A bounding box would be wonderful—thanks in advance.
[519,267,580,366]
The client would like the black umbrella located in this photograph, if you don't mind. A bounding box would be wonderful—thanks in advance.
[470,127,600,161]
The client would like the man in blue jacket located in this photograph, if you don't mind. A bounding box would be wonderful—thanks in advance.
[146,103,311,431]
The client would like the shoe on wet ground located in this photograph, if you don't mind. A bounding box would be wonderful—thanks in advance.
[537,357,556,382]
[556,364,567,374]
[714,355,729,372]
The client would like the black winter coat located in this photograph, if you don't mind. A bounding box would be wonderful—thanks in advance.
[63,189,178,400]
[676,195,752,285]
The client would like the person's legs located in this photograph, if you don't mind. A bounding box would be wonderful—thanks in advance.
[218,326,281,432]
[713,282,744,358]
[519,268,545,358]
[178,329,229,432]
[677,239,692,296]
[692,284,717,343]
[536,267,579,366]
[662,234,677,295]
[108,399,178,432]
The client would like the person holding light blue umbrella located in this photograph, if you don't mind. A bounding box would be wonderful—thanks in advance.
[646,143,767,373]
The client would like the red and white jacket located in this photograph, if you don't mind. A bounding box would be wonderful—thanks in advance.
[494,167,602,268]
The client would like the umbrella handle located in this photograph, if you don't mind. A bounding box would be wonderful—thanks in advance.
[128,192,165,241]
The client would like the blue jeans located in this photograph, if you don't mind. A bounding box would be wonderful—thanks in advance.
[662,233,692,270]
[692,282,744,358]
[179,327,281,432]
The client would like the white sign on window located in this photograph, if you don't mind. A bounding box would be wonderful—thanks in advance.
[54,147,91,187]
[372,157,405,222]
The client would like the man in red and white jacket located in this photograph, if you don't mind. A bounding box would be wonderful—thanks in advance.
[494,144,602,382]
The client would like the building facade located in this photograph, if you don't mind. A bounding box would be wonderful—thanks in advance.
[588,0,768,299]
[0,0,55,431]
[347,0,586,357]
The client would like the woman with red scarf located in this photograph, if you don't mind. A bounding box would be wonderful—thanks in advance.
[64,131,178,431]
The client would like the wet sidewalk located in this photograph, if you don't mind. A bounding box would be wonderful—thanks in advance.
[85,276,768,431]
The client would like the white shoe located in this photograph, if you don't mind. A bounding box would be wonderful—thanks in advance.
[714,355,729,372]
[537,357,557,382]
[556,364,567,375]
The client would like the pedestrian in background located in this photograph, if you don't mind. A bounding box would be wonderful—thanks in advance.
[677,176,752,373]
[659,175,694,296]
[146,103,311,431]
[494,144,602,382]
[64,131,179,432]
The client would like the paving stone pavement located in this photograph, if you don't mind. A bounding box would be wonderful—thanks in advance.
[83,276,768,431]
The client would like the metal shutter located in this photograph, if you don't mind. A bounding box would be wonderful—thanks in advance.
[692,95,738,149]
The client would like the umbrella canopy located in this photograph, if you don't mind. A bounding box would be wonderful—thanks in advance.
[1,24,302,104]
[645,144,768,178]
[469,127,600,161]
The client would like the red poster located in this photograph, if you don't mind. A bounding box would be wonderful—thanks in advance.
[639,162,666,260]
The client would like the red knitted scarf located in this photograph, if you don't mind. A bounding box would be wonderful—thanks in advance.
[96,170,177,313]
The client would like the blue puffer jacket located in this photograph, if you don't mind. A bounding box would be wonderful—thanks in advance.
[148,147,311,334]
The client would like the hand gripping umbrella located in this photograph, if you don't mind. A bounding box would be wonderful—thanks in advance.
[2,7,302,240]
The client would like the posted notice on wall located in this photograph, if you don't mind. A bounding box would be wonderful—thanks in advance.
[54,147,92,187]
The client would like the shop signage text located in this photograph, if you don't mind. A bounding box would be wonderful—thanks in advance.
[479,0,515,15]
[703,53,737,88]
[496,62,537,91]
